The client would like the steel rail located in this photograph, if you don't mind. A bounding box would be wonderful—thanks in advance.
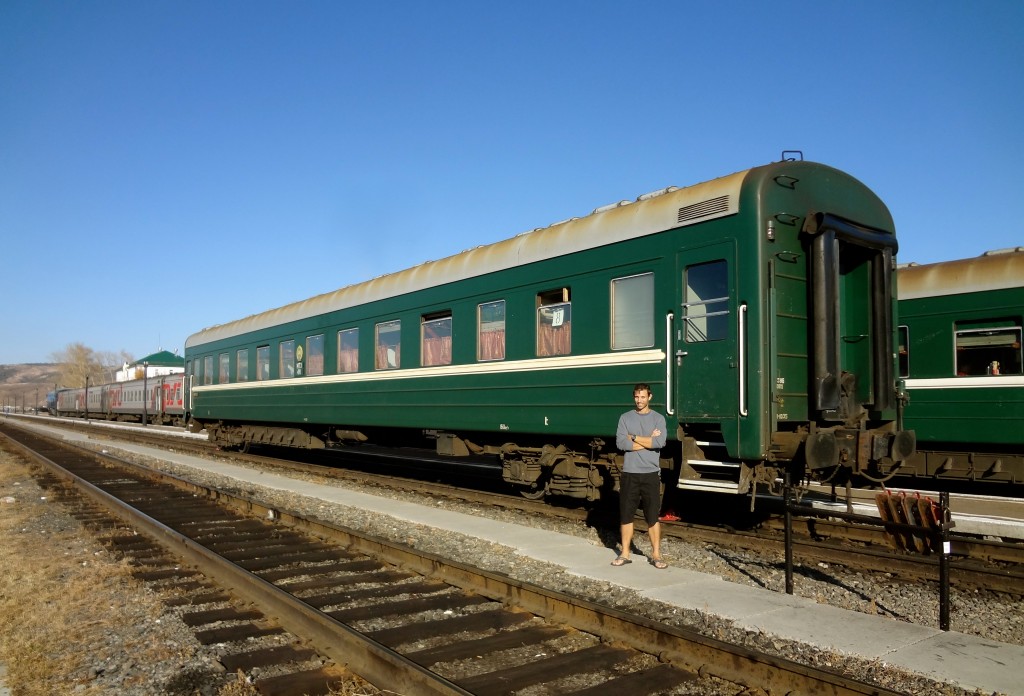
[0,423,904,696]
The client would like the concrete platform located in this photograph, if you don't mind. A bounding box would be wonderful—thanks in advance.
[10,418,1023,696]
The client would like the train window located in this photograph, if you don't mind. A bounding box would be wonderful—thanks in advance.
[203,356,213,385]
[897,326,910,378]
[611,273,655,350]
[280,340,296,379]
[683,261,729,342]
[257,345,270,381]
[306,334,324,376]
[422,312,452,367]
[537,289,571,357]
[218,353,230,384]
[375,320,401,369]
[954,326,1022,376]
[237,349,249,382]
[338,328,359,373]
[478,300,506,361]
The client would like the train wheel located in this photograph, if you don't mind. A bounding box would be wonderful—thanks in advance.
[516,485,545,500]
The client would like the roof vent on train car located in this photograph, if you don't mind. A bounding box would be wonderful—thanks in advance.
[982,247,1024,256]
[637,186,679,201]
[677,195,730,223]
[592,200,632,214]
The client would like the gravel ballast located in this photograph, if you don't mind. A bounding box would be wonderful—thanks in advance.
[4,433,1020,695]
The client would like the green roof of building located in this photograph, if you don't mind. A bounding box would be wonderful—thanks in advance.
[133,350,185,367]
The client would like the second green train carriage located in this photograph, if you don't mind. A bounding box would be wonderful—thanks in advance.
[896,248,1024,486]
[185,158,915,502]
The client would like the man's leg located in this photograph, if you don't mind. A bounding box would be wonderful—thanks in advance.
[619,522,634,558]
[648,520,661,559]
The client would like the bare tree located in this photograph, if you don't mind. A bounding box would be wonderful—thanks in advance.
[50,343,114,387]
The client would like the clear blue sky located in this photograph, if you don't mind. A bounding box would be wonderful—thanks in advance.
[2,1,1021,365]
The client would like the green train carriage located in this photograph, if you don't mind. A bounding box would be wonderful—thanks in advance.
[896,248,1024,486]
[185,158,914,501]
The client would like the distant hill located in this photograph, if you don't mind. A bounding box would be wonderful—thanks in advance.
[0,363,62,410]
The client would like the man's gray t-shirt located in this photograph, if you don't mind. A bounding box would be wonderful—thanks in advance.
[616,409,668,474]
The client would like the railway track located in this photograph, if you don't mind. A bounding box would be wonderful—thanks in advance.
[1,421,908,696]
[13,415,1024,596]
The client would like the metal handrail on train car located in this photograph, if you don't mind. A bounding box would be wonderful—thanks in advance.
[738,303,748,417]
[666,312,676,415]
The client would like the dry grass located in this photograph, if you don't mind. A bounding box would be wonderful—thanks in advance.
[0,444,187,695]
[0,442,388,696]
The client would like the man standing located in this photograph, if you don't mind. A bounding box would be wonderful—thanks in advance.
[611,383,669,568]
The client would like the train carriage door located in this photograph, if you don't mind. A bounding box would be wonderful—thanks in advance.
[675,241,742,432]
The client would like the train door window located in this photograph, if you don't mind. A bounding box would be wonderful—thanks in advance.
[422,312,452,367]
[611,273,655,350]
[203,356,214,385]
[306,334,324,376]
[257,345,270,381]
[237,349,249,382]
[338,328,359,373]
[897,326,910,378]
[478,300,506,361]
[683,260,729,342]
[218,353,230,384]
[280,340,296,378]
[537,288,571,357]
[375,320,401,369]
[954,325,1022,376]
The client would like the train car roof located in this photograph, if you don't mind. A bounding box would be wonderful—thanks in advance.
[897,247,1024,300]
[186,166,758,349]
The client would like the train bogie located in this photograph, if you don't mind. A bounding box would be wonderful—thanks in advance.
[185,158,914,501]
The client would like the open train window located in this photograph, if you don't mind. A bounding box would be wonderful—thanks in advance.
[537,288,571,357]
[306,334,324,376]
[218,353,230,384]
[375,320,401,370]
[954,325,1022,376]
[256,345,270,381]
[421,312,452,367]
[897,326,909,378]
[611,273,654,350]
[237,349,249,382]
[683,260,728,342]
[338,328,359,373]
[478,300,506,361]
[203,355,213,385]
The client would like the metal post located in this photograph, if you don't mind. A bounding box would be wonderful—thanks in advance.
[142,361,149,426]
[784,469,794,594]
[939,491,951,631]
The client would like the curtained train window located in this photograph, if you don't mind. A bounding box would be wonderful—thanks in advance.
[421,312,452,366]
[219,353,230,384]
[306,334,324,376]
[537,288,571,357]
[338,328,359,373]
[375,320,401,370]
[256,346,270,381]
[237,349,249,382]
[478,300,505,361]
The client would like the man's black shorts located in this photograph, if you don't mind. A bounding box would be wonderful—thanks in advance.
[619,471,661,526]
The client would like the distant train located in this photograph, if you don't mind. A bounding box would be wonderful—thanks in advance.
[183,158,916,502]
[895,248,1024,487]
[54,374,188,426]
